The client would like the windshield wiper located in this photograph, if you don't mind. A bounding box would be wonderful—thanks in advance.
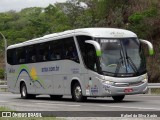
[123,46,138,74]
[126,56,138,74]
[114,50,123,76]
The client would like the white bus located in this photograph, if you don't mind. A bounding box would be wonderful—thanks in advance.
[7,28,154,102]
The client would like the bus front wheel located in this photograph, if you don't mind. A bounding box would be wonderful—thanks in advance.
[112,95,125,102]
[72,82,87,102]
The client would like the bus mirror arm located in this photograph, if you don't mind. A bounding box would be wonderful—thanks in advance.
[139,39,154,55]
[85,40,102,56]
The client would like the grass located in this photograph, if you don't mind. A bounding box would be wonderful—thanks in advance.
[0,80,7,92]
[0,80,7,85]
[0,88,8,92]
[150,88,160,95]
[0,107,62,120]
[0,106,13,111]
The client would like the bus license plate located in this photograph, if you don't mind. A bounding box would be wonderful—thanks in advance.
[124,88,133,93]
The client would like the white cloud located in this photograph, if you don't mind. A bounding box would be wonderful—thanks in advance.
[0,0,67,12]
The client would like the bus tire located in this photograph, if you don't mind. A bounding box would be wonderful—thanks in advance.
[20,83,29,99]
[50,95,63,100]
[20,83,36,99]
[72,82,87,102]
[112,95,125,102]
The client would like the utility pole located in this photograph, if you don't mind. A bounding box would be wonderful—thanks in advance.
[0,32,7,81]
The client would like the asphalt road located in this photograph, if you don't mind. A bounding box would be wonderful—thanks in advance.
[0,92,160,120]
[0,92,160,118]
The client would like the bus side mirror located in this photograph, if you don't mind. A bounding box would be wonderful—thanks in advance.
[85,40,102,57]
[139,39,154,55]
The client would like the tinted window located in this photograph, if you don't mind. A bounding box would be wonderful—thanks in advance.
[16,47,26,64]
[7,37,80,65]
[64,37,79,63]
[50,37,79,63]
[77,36,97,70]
[50,40,63,60]
[26,46,36,63]
[7,49,15,65]
[37,42,50,62]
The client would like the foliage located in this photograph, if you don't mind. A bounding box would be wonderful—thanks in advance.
[128,6,159,38]
[0,68,4,79]
[129,7,157,24]
[0,106,13,111]
[0,0,160,82]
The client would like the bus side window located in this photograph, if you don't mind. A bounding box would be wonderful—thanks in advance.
[64,37,79,63]
[50,40,63,61]
[76,35,97,71]
[27,46,36,63]
[89,45,97,71]
[37,42,49,62]
[31,55,36,62]
[16,47,26,64]
[7,49,15,65]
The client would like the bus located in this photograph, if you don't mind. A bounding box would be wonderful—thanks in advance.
[7,28,154,102]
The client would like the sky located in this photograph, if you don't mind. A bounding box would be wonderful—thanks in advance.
[0,0,67,12]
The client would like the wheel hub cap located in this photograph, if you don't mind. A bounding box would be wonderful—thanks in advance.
[75,86,81,99]
[22,87,26,97]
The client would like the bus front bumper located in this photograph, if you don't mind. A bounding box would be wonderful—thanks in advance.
[100,82,148,97]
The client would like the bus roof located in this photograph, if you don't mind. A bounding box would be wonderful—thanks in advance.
[7,28,137,49]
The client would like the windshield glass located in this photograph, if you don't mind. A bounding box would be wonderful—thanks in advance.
[99,38,146,77]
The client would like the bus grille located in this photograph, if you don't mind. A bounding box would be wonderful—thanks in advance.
[114,81,144,87]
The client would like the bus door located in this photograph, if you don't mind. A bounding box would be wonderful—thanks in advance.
[83,44,100,96]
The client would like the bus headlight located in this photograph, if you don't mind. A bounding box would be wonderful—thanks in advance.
[142,74,148,83]
[104,81,114,85]
[96,77,114,85]
[142,78,147,83]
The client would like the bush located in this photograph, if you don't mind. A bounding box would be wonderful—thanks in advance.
[0,68,4,79]
[129,7,157,24]
[128,6,159,39]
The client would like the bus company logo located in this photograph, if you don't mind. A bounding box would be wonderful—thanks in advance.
[111,32,124,35]
[103,85,110,89]
[2,112,11,117]
[30,67,38,80]
[42,66,60,72]
[8,68,15,73]
[91,85,98,95]
[71,68,79,74]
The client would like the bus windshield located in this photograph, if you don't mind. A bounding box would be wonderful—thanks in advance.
[99,38,146,77]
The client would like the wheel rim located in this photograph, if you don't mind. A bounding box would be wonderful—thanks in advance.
[22,86,26,97]
[75,86,82,99]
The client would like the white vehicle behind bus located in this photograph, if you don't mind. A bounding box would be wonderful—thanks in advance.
[7,28,154,102]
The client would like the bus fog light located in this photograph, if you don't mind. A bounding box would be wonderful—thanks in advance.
[143,87,148,92]
[105,89,111,94]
